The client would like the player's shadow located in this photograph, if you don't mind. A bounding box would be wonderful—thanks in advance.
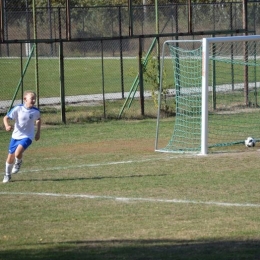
[12,172,169,182]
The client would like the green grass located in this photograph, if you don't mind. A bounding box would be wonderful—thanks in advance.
[0,119,260,260]
[0,57,139,100]
[2,56,260,101]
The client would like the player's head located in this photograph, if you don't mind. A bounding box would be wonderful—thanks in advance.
[23,90,37,108]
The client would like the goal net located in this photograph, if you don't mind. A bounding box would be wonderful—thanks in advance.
[155,35,260,154]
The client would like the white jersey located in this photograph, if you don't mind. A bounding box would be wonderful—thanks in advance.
[7,104,41,141]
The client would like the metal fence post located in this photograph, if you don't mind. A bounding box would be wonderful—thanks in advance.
[59,41,66,124]
[0,0,3,42]
[139,37,144,116]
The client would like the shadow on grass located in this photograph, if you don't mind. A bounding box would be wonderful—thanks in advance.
[0,239,260,260]
[12,173,169,182]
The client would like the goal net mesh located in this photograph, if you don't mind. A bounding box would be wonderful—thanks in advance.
[156,38,260,153]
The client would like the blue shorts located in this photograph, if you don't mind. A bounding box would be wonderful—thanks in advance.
[8,138,32,154]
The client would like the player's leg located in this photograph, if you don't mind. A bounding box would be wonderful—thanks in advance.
[3,138,32,182]
[3,139,16,183]
[12,138,32,174]
[3,153,15,183]
[12,144,25,174]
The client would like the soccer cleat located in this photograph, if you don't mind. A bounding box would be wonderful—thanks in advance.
[3,174,11,183]
[12,160,22,174]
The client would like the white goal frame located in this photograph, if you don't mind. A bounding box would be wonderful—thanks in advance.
[155,35,260,155]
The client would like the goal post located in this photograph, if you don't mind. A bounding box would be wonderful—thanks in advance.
[155,35,260,155]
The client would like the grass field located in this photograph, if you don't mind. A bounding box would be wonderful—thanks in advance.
[1,57,260,100]
[0,119,260,260]
[0,57,140,100]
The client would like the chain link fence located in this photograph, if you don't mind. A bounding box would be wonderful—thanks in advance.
[1,1,260,124]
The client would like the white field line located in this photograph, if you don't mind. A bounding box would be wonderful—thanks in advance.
[1,156,258,208]
[17,155,196,174]
[0,191,259,208]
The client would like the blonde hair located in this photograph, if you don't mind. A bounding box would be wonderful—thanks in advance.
[24,90,36,97]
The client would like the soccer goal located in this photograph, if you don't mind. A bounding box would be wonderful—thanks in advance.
[155,35,260,155]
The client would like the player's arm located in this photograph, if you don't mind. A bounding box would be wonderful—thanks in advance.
[3,115,12,132]
[35,118,41,141]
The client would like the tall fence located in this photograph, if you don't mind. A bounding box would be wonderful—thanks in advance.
[0,1,259,124]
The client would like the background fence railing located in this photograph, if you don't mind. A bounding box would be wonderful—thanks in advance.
[0,1,259,123]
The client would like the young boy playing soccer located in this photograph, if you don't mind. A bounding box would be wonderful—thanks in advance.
[2,90,41,183]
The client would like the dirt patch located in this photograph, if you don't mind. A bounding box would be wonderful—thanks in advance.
[39,138,155,156]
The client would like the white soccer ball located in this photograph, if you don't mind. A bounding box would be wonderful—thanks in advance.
[245,137,256,147]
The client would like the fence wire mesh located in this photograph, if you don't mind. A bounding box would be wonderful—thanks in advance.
[1,1,260,124]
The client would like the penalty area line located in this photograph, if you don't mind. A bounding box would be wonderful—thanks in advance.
[18,159,155,173]
[18,155,195,174]
[0,192,260,208]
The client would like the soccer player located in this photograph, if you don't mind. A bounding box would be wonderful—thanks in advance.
[2,90,41,183]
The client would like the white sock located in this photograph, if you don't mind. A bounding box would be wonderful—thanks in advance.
[5,162,13,175]
[15,157,22,164]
